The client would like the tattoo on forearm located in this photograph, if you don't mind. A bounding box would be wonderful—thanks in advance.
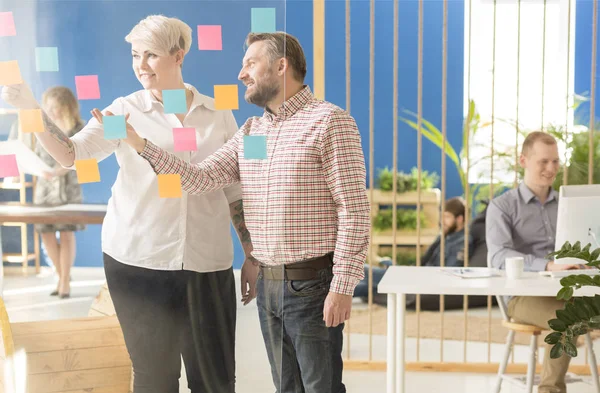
[231,200,252,245]
[42,111,75,155]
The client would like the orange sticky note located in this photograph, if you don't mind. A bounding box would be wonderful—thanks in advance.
[0,60,23,85]
[19,109,44,133]
[157,174,182,198]
[75,158,100,184]
[214,84,239,110]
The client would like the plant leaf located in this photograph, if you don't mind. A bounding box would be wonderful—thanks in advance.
[560,276,578,287]
[544,331,563,345]
[557,286,574,301]
[565,302,583,323]
[564,341,578,357]
[556,309,577,325]
[550,343,564,359]
[572,325,590,336]
[591,315,600,324]
[576,275,595,286]
[575,297,596,319]
[548,318,567,332]
[582,244,592,254]
[584,296,600,314]
[399,113,465,190]
[557,287,569,301]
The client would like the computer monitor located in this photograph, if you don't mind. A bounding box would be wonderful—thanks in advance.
[554,184,600,264]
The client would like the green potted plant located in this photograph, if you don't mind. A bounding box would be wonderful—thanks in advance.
[375,167,439,192]
[545,241,600,358]
[372,208,428,233]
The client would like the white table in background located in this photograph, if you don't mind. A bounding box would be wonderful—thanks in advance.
[377,266,600,393]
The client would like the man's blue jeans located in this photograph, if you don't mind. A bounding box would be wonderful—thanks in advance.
[256,266,346,393]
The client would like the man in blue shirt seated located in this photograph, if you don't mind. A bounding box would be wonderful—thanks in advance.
[486,131,585,393]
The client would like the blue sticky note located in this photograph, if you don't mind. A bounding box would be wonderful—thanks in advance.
[35,47,59,72]
[163,89,187,114]
[251,8,276,33]
[103,115,127,140]
[244,135,267,159]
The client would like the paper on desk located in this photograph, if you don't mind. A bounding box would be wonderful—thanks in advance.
[0,139,52,177]
[440,267,499,279]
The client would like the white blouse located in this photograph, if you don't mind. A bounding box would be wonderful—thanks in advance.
[67,83,242,273]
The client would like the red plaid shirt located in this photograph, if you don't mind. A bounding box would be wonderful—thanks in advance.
[140,86,370,295]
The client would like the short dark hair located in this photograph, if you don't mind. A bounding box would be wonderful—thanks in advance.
[244,32,307,83]
[444,197,466,218]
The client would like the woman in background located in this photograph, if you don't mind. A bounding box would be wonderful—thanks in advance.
[35,86,85,298]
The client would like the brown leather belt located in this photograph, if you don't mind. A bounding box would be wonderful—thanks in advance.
[260,252,334,280]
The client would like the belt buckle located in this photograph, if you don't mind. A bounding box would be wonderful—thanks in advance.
[262,265,283,280]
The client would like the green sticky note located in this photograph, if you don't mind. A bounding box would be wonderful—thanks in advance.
[35,47,59,72]
[251,8,276,33]
[244,135,267,159]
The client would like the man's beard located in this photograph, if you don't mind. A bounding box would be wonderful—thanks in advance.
[444,222,457,236]
[245,75,280,108]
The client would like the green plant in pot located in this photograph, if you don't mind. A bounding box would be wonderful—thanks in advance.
[376,167,439,193]
[372,208,428,232]
[545,240,600,358]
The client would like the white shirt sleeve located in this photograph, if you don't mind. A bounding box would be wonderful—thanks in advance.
[221,110,243,204]
[64,98,123,168]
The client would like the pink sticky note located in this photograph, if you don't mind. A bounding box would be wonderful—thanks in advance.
[173,128,197,152]
[0,12,16,37]
[0,154,19,178]
[197,25,222,50]
[75,75,100,100]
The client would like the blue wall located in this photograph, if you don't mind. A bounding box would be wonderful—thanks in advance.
[574,0,599,125]
[325,0,465,198]
[0,0,465,269]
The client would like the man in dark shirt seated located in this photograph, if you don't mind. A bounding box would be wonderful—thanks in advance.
[420,197,467,268]
[355,197,489,309]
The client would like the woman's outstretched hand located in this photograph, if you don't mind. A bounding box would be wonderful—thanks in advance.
[90,109,147,153]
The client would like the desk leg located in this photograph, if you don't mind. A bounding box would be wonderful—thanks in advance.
[396,294,406,393]
[387,294,396,393]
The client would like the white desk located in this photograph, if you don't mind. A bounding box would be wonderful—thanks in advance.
[0,203,107,224]
[377,266,600,393]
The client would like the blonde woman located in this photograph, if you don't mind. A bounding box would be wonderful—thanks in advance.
[1,15,257,393]
[35,87,85,298]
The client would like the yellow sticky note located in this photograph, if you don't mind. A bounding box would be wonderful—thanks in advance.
[75,159,100,184]
[19,109,44,133]
[158,174,182,198]
[214,84,239,110]
[0,60,23,85]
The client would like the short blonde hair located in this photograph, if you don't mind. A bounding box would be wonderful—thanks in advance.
[521,131,558,157]
[125,15,192,57]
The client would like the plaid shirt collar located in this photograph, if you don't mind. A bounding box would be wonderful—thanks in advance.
[263,85,313,122]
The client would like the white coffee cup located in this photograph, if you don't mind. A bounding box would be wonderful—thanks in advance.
[505,257,525,279]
